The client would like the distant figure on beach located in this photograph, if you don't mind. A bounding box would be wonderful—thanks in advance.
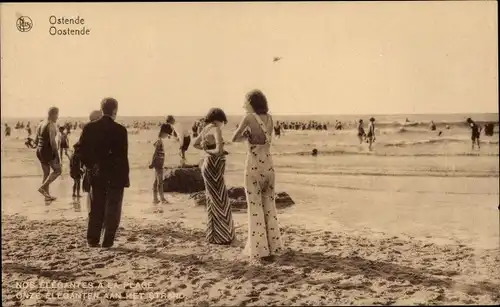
[466,118,481,150]
[273,123,282,139]
[149,124,170,204]
[26,122,32,137]
[166,115,191,166]
[367,117,376,151]
[4,123,11,137]
[191,121,199,138]
[89,110,103,122]
[357,119,366,144]
[25,136,37,149]
[232,90,283,262]
[483,123,494,136]
[36,107,62,201]
[69,142,84,198]
[79,98,130,248]
[430,121,436,131]
[193,108,235,245]
[58,126,70,162]
[438,131,443,137]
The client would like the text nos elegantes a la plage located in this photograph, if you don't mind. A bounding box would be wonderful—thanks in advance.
[49,15,90,36]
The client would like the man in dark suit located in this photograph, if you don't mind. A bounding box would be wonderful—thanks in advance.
[79,98,130,248]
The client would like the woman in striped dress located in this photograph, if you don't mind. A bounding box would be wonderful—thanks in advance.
[193,108,235,245]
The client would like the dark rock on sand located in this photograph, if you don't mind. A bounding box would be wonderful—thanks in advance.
[190,187,295,209]
[311,149,318,156]
[163,164,205,193]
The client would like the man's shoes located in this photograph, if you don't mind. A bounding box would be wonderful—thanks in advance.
[102,241,114,248]
[88,242,100,248]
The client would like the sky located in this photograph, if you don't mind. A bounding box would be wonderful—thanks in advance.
[0,2,498,117]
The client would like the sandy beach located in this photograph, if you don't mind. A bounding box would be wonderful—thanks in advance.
[1,116,499,306]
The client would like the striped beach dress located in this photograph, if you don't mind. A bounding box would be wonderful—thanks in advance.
[200,127,235,245]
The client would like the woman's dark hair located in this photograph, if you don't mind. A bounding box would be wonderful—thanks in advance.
[166,115,175,124]
[369,117,375,122]
[204,108,228,124]
[159,123,173,136]
[246,90,269,115]
[58,126,65,132]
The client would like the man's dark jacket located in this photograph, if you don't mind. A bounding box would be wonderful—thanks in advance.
[79,115,130,188]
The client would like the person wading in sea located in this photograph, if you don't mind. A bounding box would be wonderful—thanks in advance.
[35,107,62,201]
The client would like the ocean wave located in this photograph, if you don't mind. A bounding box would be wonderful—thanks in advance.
[383,138,500,147]
[274,150,499,157]
[365,120,498,129]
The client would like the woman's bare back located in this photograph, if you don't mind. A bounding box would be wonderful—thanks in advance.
[246,114,272,145]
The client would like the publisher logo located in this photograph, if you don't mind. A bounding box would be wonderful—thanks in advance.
[17,16,33,32]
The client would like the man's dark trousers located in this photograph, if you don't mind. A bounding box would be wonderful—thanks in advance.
[87,181,124,247]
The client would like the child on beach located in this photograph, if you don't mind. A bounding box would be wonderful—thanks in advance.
[367,117,376,151]
[149,124,170,204]
[69,143,84,198]
[166,115,191,166]
[466,118,481,150]
[58,126,70,162]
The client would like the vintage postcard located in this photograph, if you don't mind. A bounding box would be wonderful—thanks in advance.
[1,2,498,306]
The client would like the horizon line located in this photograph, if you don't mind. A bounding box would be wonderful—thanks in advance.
[1,111,498,119]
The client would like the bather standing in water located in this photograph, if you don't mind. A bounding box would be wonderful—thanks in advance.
[367,117,376,151]
[357,119,366,144]
[466,118,481,150]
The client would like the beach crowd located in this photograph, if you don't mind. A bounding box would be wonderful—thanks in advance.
[2,90,493,263]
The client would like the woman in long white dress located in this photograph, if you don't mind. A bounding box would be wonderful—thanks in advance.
[232,90,283,262]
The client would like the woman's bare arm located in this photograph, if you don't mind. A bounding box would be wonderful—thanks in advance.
[192,133,204,150]
[205,126,224,155]
[232,115,250,143]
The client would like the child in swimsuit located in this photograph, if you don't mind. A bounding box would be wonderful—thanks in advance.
[149,124,170,204]
[58,126,70,162]
[69,143,84,198]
